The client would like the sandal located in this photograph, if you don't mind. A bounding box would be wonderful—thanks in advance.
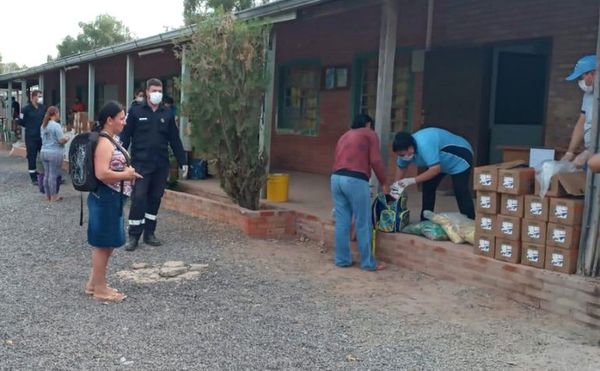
[375,263,386,271]
[85,286,121,296]
[93,291,127,302]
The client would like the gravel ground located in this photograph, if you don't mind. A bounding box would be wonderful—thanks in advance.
[1,150,600,371]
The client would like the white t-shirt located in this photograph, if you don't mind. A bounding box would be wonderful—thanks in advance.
[582,91,594,149]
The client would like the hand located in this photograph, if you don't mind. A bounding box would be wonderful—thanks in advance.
[382,184,390,195]
[123,167,143,181]
[398,177,417,188]
[573,150,592,168]
[561,152,575,162]
[181,165,188,179]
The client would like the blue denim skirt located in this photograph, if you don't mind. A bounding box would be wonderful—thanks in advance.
[87,183,127,248]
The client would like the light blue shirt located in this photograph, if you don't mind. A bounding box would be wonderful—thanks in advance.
[582,91,593,149]
[396,127,473,175]
[40,120,64,153]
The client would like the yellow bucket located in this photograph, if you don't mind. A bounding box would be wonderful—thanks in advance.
[266,173,289,202]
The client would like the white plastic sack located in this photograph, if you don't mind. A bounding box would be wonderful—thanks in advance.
[535,160,577,198]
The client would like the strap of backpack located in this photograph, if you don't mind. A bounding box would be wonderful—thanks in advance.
[80,193,84,226]
[99,132,131,166]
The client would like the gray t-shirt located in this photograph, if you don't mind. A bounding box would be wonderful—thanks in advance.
[582,91,594,149]
[40,120,64,152]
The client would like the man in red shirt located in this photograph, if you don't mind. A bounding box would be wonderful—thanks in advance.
[331,114,388,271]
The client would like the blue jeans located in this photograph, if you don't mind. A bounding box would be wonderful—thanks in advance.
[331,174,377,270]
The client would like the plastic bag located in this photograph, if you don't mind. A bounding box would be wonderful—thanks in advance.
[423,211,475,245]
[402,221,449,241]
[535,160,577,198]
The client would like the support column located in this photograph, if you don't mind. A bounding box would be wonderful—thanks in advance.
[7,81,13,139]
[88,63,95,119]
[59,69,66,128]
[579,8,600,277]
[20,80,27,111]
[373,0,398,188]
[259,31,277,176]
[38,74,44,97]
[126,54,134,108]
[179,48,192,151]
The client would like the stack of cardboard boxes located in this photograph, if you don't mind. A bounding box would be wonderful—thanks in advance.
[473,161,585,274]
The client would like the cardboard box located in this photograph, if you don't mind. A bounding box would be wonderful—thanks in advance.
[545,247,579,274]
[495,239,521,263]
[476,192,500,215]
[549,198,584,226]
[521,242,546,269]
[476,214,496,235]
[498,167,535,195]
[535,171,586,198]
[474,234,495,258]
[521,220,547,245]
[500,194,524,218]
[473,160,527,191]
[524,195,549,221]
[496,215,521,241]
[546,223,581,249]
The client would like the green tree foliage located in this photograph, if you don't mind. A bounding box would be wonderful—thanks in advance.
[0,54,26,74]
[179,14,270,210]
[183,0,265,25]
[56,15,132,58]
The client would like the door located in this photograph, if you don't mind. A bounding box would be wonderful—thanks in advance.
[488,42,550,164]
[422,47,492,166]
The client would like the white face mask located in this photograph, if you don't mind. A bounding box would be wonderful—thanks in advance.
[149,92,163,105]
[37,97,43,105]
[136,96,144,103]
[579,79,594,93]
[401,154,414,161]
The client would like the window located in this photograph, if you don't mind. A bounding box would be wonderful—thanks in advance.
[278,63,320,135]
[357,53,412,133]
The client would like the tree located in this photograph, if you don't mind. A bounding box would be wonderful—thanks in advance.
[183,0,268,25]
[0,54,26,74]
[56,15,132,58]
[179,14,271,210]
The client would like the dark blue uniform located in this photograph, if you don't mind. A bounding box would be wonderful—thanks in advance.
[18,103,46,182]
[121,101,187,238]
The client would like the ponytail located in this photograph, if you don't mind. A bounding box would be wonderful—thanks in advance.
[42,106,59,129]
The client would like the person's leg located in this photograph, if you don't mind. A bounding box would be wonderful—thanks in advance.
[88,248,124,300]
[48,151,63,200]
[25,139,40,183]
[346,177,377,270]
[143,165,169,241]
[41,152,51,200]
[451,168,475,219]
[127,171,152,238]
[331,175,353,267]
[421,173,446,220]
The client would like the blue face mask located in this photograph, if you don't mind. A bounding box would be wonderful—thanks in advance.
[401,154,414,161]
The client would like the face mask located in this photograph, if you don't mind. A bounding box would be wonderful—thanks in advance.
[579,79,594,93]
[401,154,414,161]
[149,92,163,105]
[136,96,144,103]
[37,97,43,105]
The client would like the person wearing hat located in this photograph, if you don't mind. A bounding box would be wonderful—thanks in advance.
[562,55,596,167]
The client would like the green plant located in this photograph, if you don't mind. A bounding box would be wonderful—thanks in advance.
[178,13,270,210]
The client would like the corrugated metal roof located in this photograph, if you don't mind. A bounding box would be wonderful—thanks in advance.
[0,0,334,83]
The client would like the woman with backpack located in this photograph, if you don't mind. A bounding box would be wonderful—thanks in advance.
[40,106,69,202]
[85,101,142,302]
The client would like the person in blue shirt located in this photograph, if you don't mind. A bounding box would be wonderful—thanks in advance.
[392,127,475,220]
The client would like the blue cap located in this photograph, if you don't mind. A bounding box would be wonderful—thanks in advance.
[566,55,596,81]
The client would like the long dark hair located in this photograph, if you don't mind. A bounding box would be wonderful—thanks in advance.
[95,101,124,131]
[42,106,59,129]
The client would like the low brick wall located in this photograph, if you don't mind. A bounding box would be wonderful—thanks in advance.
[162,190,296,239]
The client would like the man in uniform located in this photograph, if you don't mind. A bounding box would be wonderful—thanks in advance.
[121,78,188,251]
[17,90,45,185]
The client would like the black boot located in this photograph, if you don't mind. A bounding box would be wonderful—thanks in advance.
[124,235,140,251]
[30,172,38,185]
[143,232,162,247]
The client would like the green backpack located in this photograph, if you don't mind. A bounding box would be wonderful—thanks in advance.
[371,192,410,233]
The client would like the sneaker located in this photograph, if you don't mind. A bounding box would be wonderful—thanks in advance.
[143,233,162,247]
[124,235,140,251]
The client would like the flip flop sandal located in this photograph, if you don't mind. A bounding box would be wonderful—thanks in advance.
[85,286,120,296]
[93,291,127,303]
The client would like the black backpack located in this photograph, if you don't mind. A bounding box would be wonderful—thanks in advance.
[68,131,131,225]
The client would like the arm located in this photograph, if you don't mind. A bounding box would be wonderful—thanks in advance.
[565,113,586,156]
[588,154,600,172]
[16,106,26,127]
[168,115,187,167]
[94,139,140,183]
[415,164,442,183]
